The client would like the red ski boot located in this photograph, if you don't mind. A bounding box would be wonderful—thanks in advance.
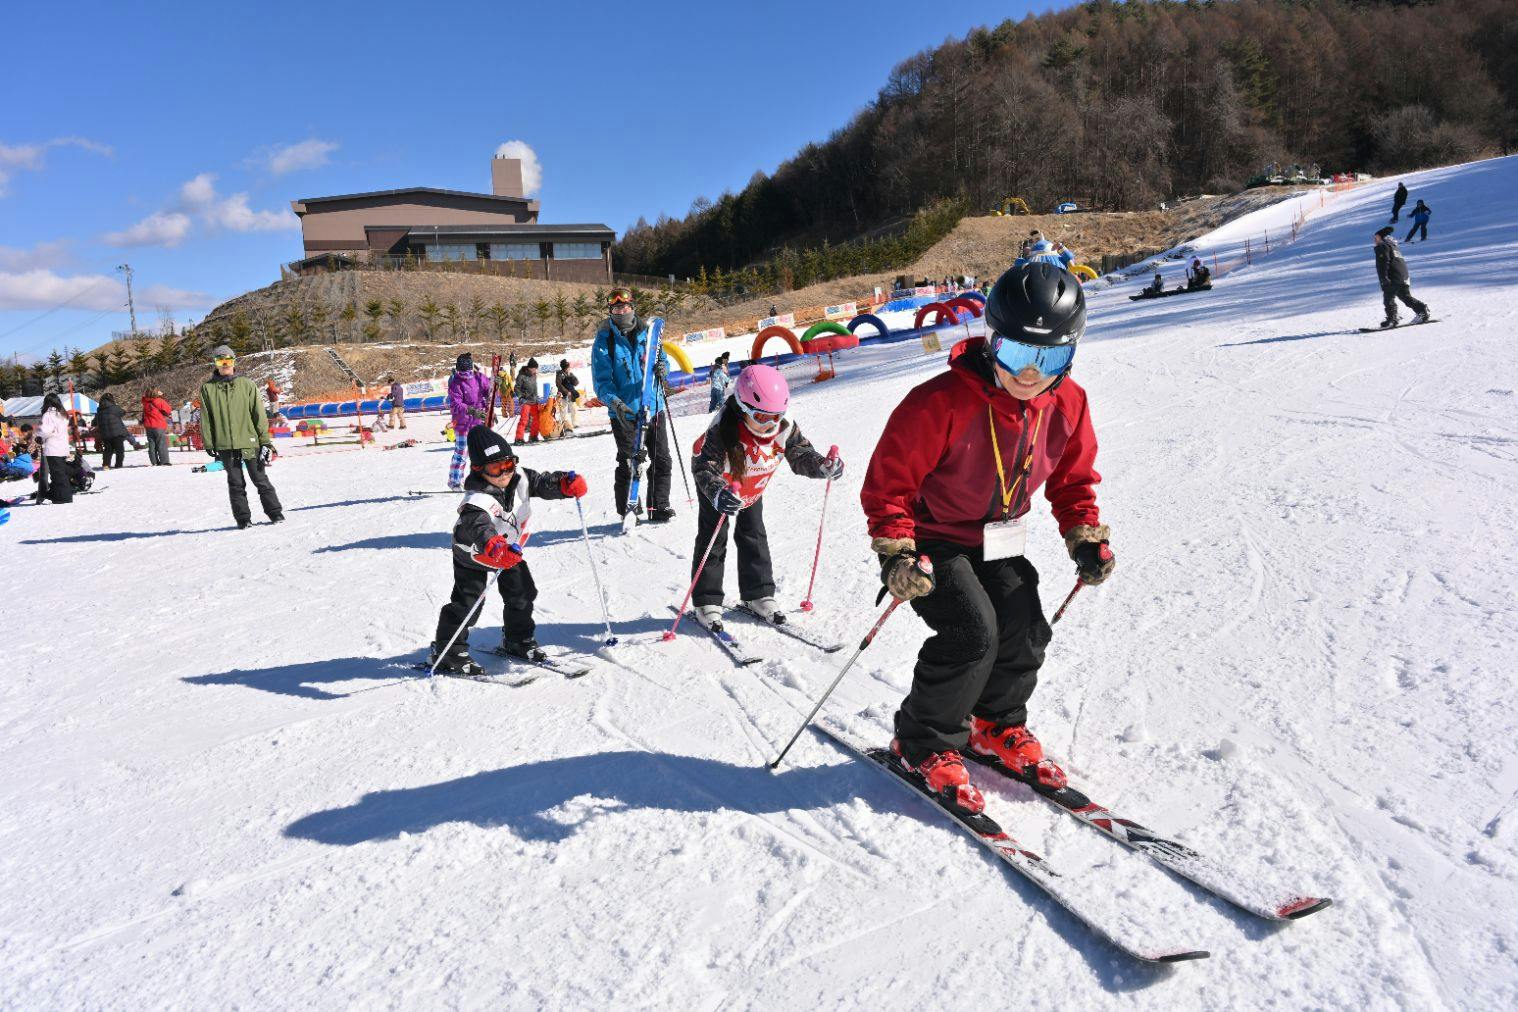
[969,718,1068,789]
[891,740,986,815]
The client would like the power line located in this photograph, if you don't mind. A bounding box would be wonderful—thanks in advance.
[0,277,112,341]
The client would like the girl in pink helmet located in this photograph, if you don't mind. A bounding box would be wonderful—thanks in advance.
[688,364,842,631]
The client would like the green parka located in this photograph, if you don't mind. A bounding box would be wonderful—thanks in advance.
[198,372,271,458]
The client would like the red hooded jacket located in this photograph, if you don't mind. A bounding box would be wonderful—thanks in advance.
[861,337,1101,547]
[141,395,173,429]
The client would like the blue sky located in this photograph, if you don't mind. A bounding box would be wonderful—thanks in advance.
[1,0,1047,363]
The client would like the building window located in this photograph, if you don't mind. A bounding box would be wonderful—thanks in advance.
[426,244,476,262]
[553,242,602,260]
[488,242,539,260]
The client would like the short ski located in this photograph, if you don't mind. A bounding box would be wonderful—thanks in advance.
[488,647,592,679]
[670,605,762,666]
[820,723,1209,964]
[966,751,1332,921]
[1358,317,1438,333]
[729,603,843,653]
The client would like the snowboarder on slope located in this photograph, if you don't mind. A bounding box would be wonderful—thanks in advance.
[430,426,588,674]
[688,365,842,629]
[590,288,675,522]
[1390,181,1408,223]
[860,262,1113,816]
[1374,226,1430,328]
[447,353,493,490]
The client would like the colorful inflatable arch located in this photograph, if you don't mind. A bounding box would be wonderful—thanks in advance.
[913,302,959,329]
[751,325,802,361]
[946,297,983,319]
[661,340,694,375]
[800,320,851,343]
[1070,264,1098,282]
[847,313,889,338]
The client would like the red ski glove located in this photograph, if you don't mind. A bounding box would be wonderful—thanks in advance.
[560,472,588,498]
[474,536,523,570]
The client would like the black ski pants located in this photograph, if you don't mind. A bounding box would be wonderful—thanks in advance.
[894,541,1052,766]
[101,438,124,469]
[218,450,283,525]
[1381,282,1428,321]
[1404,221,1428,243]
[434,557,537,649]
[41,455,72,503]
[610,409,671,514]
[691,496,774,608]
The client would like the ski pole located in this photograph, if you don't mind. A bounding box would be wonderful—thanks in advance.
[666,407,694,506]
[799,444,840,613]
[768,564,929,770]
[1050,580,1083,625]
[664,510,729,641]
[574,492,618,647]
[429,567,503,676]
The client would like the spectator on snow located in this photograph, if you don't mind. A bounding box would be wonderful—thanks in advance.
[591,287,674,522]
[141,387,173,466]
[37,393,73,504]
[555,359,581,434]
[708,352,733,412]
[514,358,542,444]
[1405,200,1431,243]
[1390,182,1409,223]
[1017,233,1077,271]
[1374,226,1431,328]
[1187,257,1211,289]
[446,352,493,490]
[199,344,284,529]
[94,392,130,470]
[387,374,406,430]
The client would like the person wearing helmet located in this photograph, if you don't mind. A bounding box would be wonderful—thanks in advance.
[590,288,675,522]
[1015,230,1077,271]
[859,262,1113,817]
[689,364,842,629]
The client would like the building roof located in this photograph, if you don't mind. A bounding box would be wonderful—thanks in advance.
[376,223,614,237]
[291,187,535,214]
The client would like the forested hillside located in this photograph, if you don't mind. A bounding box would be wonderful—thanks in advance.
[617,0,1516,277]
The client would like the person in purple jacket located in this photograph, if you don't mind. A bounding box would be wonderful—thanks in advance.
[447,353,493,490]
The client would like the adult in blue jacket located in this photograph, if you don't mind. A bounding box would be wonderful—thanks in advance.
[590,288,674,521]
[1014,232,1077,270]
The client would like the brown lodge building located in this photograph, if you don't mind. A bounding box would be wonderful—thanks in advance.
[288,155,614,283]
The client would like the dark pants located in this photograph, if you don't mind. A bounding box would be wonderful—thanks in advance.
[611,409,671,514]
[1391,203,1405,223]
[1382,282,1428,321]
[434,556,537,649]
[101,438,124,469]
[146,428,169,465]
[42,455,72,503]
[894,542,1051,765]
[1405,221,1428,242]
[219,451,283,525]
[691,496,774,607]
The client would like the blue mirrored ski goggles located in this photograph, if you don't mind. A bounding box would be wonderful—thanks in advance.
[990,333,1076,377]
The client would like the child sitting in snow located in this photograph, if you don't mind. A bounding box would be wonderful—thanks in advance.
[688,365,842,631]
[430,426,588,675]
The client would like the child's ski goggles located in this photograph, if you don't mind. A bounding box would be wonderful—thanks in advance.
[990,333,1076,377]
[477,457,517,477]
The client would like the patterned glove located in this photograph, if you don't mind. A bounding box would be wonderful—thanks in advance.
[871,537,935,603]
[1064,524,1114,585]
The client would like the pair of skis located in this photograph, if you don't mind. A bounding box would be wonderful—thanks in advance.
[622,317,665,533]
[673,602,843,667]
[413,647,592,686]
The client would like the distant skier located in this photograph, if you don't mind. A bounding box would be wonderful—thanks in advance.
[555,359,581,434]
[590,288,674,522]
[1405,199,1431,243]
[514,358,542,443]
[446,353,492,490]
[860,262,1113,816]
[199,345,283,529]
[1390,181,1408,223]
[429,426,588,675]
[1143,270,1165,296]
[687,365,841,630]
[1373,226,1431,328]
[708,351,733,412]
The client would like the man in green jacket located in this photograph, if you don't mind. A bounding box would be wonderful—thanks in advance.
[199,344,284,528]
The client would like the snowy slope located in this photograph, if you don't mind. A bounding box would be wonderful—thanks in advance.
[4,156,1516,1010]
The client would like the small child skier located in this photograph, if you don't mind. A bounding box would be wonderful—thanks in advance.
[430,426,589,675]
[688,365,843,630]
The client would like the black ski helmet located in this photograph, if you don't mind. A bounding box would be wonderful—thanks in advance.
[984,262,1086,348]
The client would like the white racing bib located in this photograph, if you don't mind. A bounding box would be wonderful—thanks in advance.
[982,516,1028,561]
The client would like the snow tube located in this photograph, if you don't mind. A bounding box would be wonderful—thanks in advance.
[1070,264,1098,282]
[847,313,889,338]
[800,321,851,344]
[946,297,983,319]
[661,341,694,376]
[751,326,802,361]
[914,302,957,329]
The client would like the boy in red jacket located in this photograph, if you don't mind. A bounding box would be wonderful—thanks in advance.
[860,263,1115,816]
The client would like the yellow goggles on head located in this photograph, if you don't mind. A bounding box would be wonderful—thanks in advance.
[214,356,236,365]
[608,288,634,308]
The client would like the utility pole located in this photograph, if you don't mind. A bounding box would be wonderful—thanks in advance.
[116,263,137,335]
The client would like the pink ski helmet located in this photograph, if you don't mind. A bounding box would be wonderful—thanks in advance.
[734,364,789,437]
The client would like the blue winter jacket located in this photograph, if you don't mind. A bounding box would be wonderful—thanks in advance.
[1014,240,1077,270]
[1411,205,1431,225]
[591,319,669,415]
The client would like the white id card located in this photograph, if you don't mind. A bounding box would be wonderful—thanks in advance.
[983,517,1028,561]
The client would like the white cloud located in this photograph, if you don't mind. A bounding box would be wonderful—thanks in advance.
[179,172,217,208]
[0,269,207,313]
[0,240,73,272]
[494,140,542,197]
[264,139,337,175]
[0,136,112,196]
[204,192,296,232]
[103,211,194,248]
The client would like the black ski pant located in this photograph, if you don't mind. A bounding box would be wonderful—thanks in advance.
[146,428,169,465]
[691,496,774,608]
[434,556,537,650]
[1391,200,1405,223]
[101,438,124,469]
[1405,221,1428,242]
[218,450,283,525]
[610,409,671,514]
[42,455,72,503]
[894,542,1052,766]
[1381,282,1428,321]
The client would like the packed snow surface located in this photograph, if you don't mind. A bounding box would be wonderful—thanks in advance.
[4,156,1516,1010]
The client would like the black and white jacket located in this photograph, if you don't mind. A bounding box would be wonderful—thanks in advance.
[451,468,572,569]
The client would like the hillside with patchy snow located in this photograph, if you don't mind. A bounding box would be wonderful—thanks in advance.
[3,156,1515,1010]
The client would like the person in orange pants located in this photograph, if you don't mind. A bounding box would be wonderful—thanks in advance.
[514,358,542,443]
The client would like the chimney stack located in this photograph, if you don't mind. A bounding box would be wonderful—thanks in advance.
[491,156,524,199]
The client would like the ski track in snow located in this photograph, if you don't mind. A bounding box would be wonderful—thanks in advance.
[5,156,1518,1009]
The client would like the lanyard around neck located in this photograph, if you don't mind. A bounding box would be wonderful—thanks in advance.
[988,402,1044,520]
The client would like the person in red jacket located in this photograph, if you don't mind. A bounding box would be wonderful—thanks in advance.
[141,387,174,466]
[860,262,1115,817]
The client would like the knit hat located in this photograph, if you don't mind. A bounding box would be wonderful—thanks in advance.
[467,425,516,470]
[526,357,538,370]
[456,353,474,372]
[1375,226,1395,238]
[211,344,235,360]
[559,359,570,370]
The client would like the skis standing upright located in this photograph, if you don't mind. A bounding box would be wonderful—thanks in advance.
[622,316,664,533]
